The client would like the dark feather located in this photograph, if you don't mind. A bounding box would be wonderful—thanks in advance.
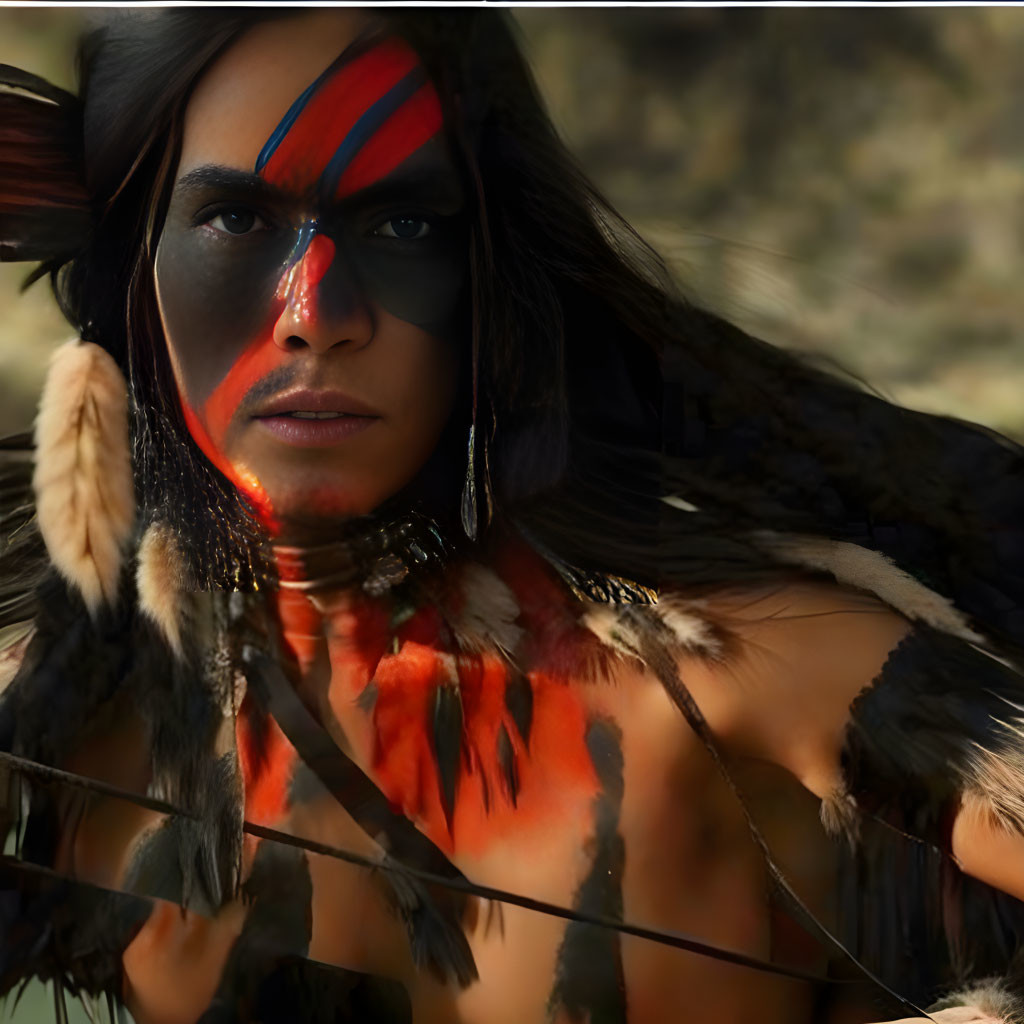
[198,834,414,1023]
[129,598,242,914]
[0,67,91,266]
[0,857,150,1004]
[503,670,533,748]
[0,573,131,768]
[834,625,1024,1000]
[241,637,478,987]
[379,858,477,989]
[431,681,463,834]
[120,753,242,915]
[0,562,243,922]
[496,722,518,807]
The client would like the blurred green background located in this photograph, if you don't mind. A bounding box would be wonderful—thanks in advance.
[1,5,1024,1022]
[3,7,1024,440]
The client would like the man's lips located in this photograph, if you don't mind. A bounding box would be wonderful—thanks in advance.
[253,388,382,419]
[252,388,381,447]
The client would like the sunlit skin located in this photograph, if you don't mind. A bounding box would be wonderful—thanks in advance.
[109,12,1015,1024]
[155,12,465,531]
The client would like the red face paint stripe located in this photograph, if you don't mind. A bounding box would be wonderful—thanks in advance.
[335,83,443,199]
[288,234,336,330]
[260,38,419,193]
[180,398,273,522]
[202,333,288,445]
[186,328,294,526]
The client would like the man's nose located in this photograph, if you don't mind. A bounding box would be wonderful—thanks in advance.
[272,232,373,353]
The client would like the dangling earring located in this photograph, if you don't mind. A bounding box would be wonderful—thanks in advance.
[460,218,494,542]
[461,422,479,541]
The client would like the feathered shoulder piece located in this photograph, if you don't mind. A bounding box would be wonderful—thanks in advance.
[0,64,91,266]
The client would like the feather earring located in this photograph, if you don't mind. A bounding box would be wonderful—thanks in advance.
[33,339,135,614]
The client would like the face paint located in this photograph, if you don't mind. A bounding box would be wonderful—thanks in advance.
[155,26,466,528]
[257,35,439,204]
[252,33,463,329]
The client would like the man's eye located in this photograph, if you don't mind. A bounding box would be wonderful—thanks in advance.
[373,216,431,240]
[205,208,266,236]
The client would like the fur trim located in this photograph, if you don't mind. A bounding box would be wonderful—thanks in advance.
[753,531,984,645]
[447,562,523,656]
[930,979,1020,1021]
[137,522,188,655]
[33,340,134,613]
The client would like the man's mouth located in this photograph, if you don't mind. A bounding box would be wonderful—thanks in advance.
[252,389,381,447]
[280,411,361,420]
[254,387,382,419]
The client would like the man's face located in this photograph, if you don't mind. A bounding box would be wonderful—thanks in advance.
[155,12,466,531]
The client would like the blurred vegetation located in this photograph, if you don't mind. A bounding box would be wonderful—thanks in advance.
[3,8,1024,440]
[515,7,1024,437]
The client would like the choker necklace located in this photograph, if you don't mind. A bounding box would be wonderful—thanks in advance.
[271,510,452,597]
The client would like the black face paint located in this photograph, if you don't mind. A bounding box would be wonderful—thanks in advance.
[157,152,467,403]
[153,34,467,509]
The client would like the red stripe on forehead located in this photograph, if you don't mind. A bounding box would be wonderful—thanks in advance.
[260,38,426,194]
[334,83,442,199]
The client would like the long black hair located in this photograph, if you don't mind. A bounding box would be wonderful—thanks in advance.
[5,8,1024,654]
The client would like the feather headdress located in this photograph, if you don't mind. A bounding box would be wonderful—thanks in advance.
[0,64,91,267]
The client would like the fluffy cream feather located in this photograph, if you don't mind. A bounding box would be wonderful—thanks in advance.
[33,340,134,613]
[137,521,187,656]
[653,594,722,658]
[929,978,1019,1022]
[581,604,642,660]
[819,784,860,838]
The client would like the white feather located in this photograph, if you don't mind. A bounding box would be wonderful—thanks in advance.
[753,531,984,645]
[931,978,1018,1021]
[33,340,134,613]
[652,594,722,658]
[582,604,641,659]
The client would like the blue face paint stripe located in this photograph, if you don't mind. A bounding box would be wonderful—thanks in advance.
[316,66,428,203]
[254,26,383,175]
[283,219,318,272]
[255,75,323,175]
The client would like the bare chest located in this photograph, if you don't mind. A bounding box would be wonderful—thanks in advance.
[287,655,831,1024]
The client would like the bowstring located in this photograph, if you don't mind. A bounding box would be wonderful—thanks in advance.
[0,747,852,987]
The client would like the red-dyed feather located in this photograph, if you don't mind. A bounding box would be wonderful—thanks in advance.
[0,68,90,263]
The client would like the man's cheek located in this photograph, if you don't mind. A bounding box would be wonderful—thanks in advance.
[175,337,287,524]
[200,333,291,444]
[155,228,287,401]
[179,395,276,525]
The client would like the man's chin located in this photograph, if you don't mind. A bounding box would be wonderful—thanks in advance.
[257,483,380,541]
